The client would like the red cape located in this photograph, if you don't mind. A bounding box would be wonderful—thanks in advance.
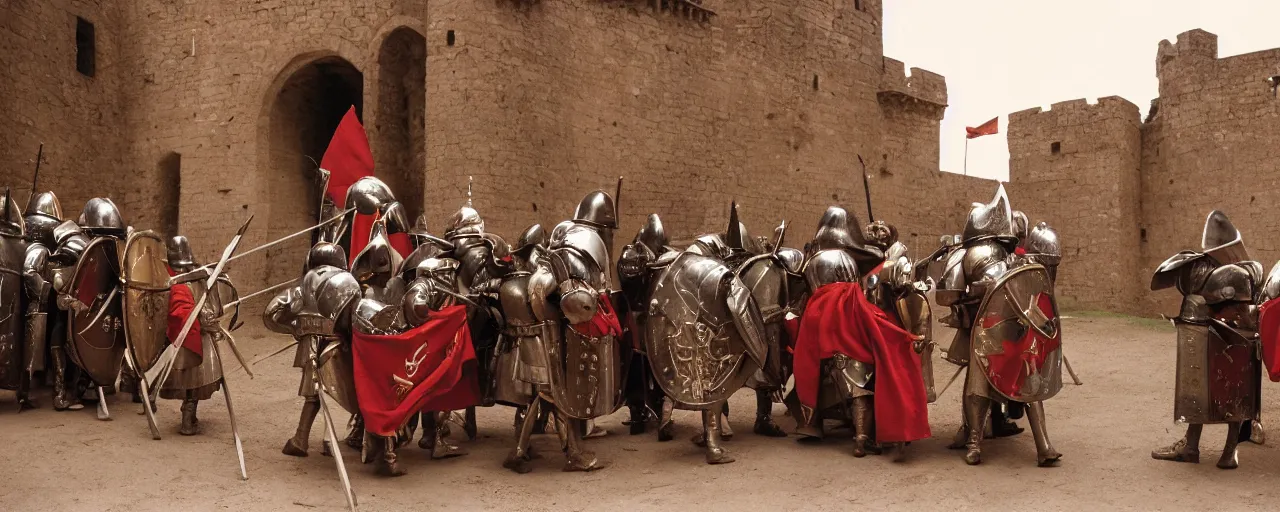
[166,268,203,357]
[351,305,480,435]
[321,107,374,205]
[1259,298,1280,382]
[794,281,930,443]
[347,212,413,266]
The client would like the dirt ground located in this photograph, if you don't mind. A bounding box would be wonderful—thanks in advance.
[4,314,1280,511]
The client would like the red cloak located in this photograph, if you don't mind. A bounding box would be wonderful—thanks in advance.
[1259,298,1280,382]
[351,305,480,435]
[347,212,413,266]
[793,281,930,443]
[166,268,203,357]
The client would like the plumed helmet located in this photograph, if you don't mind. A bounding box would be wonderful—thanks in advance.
[0,190,25,238]
[573,190,617,229]
[1201,210,1249,265]
[167,236,197,270]
[445,205,484,240]
[514,224,547,255]
[636,214,668,255]
[78,197,125,237]
[343,177,395,215]
[961,184,1015,246]
[306,242,348,271]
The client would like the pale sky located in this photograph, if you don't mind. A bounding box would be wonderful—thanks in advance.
[882,0,1280,181]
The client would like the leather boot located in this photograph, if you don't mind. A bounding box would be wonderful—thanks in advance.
[464,406,478,441]
[1151,424,1201,463]
[963,394,991,465]
[851,396,881,457]
[375,435,407,477]
[657,399,675,442]
[50,347,81,411]
[563,416,605,472]
[1218,422,1241,469]
[753,389,787,437]
[179,398,200,436]
[17,372,35,411]
[1026,401,1061,467]
[430,412,467,459]
[344,414,364,449]
[990,404,1024,438]
[283,397,320,457]
[701,406,735,464]
[795,404,824,441]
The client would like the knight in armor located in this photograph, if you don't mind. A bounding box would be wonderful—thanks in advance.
[934,186,1063,466]
[265,242,351,459]
[20,193,67,411]
[1150,211,1261,469]
[617,214,677,438]
[56,197,130,416]
[619,209,770,464]
[159,236,235,435]
[522,189,627,472]
[791,206,930,459]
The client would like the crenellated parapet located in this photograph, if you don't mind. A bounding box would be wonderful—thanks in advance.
[877,57,947,117]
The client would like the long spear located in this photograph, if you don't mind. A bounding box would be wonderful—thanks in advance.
[28,143,44,204]
[857,155,873,223]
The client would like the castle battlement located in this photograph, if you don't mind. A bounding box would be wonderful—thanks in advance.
[878,57,947,108]
[1157,29,1219,70]
[1008,96,1140,129]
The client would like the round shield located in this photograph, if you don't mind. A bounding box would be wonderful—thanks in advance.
[121,231,172,372]
[65,237,126,386]
[642,252,767,408]
[971,263,1064,402]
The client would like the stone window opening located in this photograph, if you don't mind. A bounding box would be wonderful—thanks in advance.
[1050,141,1061,155]
[855,0,863,11]
[75,17,95,77]
[158,152,181,237]
[446,30,456,47]
[812,74,819,91]
[1268,76,1280,97]
[1140,228,1147,243]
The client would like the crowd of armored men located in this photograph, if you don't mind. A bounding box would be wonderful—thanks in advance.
[3,172,1274,484]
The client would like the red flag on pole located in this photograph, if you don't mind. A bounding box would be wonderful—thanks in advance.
[965,117,999,139]
[320,106,374,204]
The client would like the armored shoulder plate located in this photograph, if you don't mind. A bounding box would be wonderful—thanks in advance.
[24,214,59,247]
[353,297,404,335]
[688,234,730,260]
[401,276,456,327]
[1151,251,1209,292]
[876,242,913,291]
[527,263,561,322]
[498,272,538,326]
[962,240,1009,283]
[555,224,609,279]
[1201,262,1261,305]
[775,247,804,275]
[302,266,361,322]
[263,286,303,334]
[934,247,968,306]
[1260,261,1280,304]
[802,248,860,291]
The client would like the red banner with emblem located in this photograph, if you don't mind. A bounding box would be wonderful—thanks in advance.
[320,107,374,205]
[351,305,480,435]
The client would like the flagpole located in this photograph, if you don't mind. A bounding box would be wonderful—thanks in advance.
[963,137,969,177]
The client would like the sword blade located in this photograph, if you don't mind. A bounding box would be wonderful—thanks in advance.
[77,286,120,336]
[934,365,966,400]
[317,390,359,511]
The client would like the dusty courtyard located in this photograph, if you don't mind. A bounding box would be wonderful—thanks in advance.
[3,314,1280,511]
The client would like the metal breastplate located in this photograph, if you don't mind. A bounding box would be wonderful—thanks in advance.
[498,272,537,327]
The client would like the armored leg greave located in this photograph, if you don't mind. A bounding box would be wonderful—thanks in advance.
[990,404,1024,438]
[753,389,786,437]
[50,347,80,411]
[1219,422,1242,469]
[851,396,880,457]
[423,411,467,459]
[963,394,991,465]
[464,406,478,441]
[1152,424,1202,463]
[179,397,200,436]
[376,435,407,477]
[562,416,604,472]
[796,404,823,441]
[283,396,320,457]
[719,402,733,440]
[504,399,542,474]
[701,405,735,465]
[1026,401,1061,467]
[344,413,364,449]
[658,399,675,442]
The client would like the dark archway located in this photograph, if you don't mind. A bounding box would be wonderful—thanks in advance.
[375,27,426,219]
[266,56,363,285]
[156,152,181,237]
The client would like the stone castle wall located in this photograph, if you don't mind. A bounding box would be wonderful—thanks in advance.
[4,0,986,291]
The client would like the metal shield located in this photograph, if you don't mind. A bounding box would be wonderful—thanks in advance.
[65,237,126,386]
[642,252,767,408]
[1173,319,1259,424]
[121,231,172,373]
[970,263,1063,402]
[0,232,24,390]
[316,340,360,415]
[540,320,625,420]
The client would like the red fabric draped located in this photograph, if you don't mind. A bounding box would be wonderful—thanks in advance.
[165,268,203,357]
[1259,298,1280,382]
[347,212,376,265]
[794,281,930,443]
[570,293,624,343]
[351,305,480,435]
[321,107,374,205]
[981,293,1060,395]
[388,232,412,257]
